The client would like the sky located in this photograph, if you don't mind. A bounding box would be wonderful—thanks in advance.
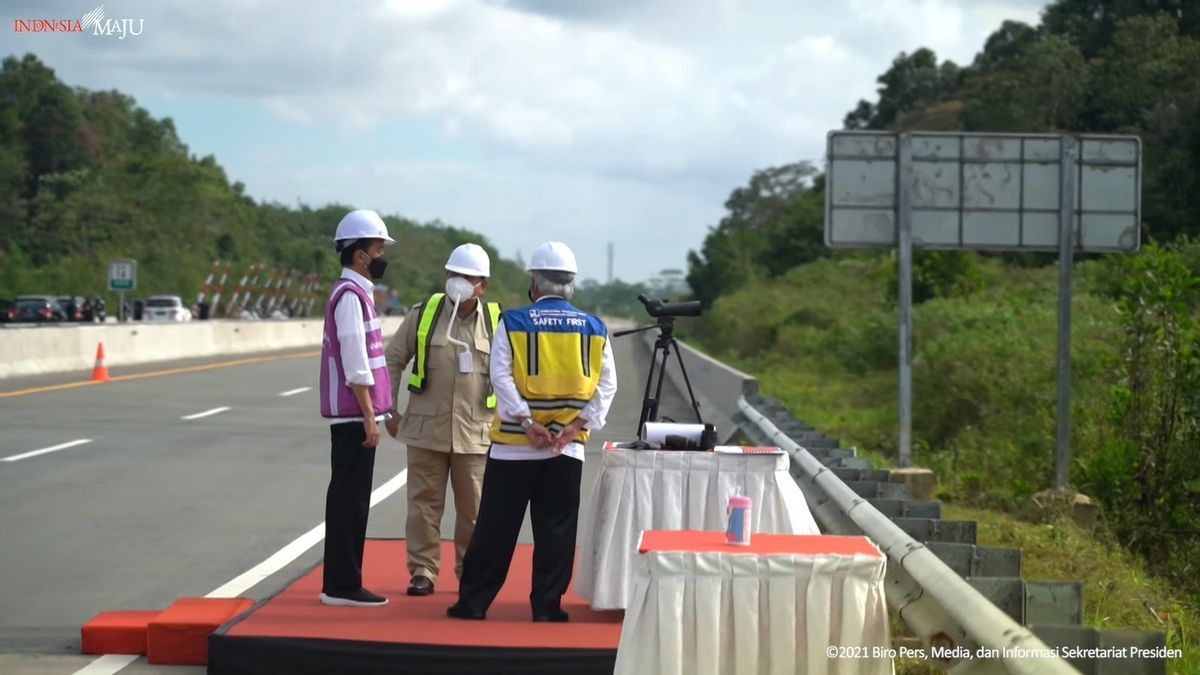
[6,0,1044,283]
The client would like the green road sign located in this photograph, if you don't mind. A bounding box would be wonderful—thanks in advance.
[108,260,137,292]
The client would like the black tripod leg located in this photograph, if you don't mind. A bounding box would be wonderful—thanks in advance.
[637,342,664,434]
[647,338,672,427]
[671,339,704,423]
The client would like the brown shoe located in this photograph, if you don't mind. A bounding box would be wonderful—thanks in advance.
[406,575,435,596]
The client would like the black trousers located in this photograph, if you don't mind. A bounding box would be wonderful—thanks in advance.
[457,453,583,612]
[322,422,377,594]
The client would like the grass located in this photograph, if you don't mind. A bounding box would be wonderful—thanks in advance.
[749,359,897,466]
[943,505,1200,675]
[886,505,1199,674]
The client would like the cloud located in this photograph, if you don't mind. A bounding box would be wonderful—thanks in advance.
[7,0,1045,280]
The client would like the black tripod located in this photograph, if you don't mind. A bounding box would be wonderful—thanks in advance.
[613,314,705,438]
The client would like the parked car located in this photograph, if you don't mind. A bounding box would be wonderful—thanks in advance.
[0,299,12,323]
[12,295,67,323]
[56,295,88,322]
[143,295,192,322]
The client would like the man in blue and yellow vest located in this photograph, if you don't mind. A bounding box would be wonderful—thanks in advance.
[448,241,617,622]
[384,243,502,597]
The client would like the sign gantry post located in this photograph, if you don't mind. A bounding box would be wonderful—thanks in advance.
[825,132,1141,486]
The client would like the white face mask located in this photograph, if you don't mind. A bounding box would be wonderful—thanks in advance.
[445,276,478,303]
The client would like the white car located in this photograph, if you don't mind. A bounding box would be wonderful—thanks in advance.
[143,295,192,322]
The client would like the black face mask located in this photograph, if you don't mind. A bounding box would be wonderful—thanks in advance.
[367,254,389,280]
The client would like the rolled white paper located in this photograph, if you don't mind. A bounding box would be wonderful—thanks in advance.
[641,422,705,449]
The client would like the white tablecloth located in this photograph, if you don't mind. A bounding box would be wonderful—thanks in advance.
[576,447,819,610]
[614,533,892,675]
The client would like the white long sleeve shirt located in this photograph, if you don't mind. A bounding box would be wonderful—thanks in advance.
[330,268,385,424]
[489,303,617,462]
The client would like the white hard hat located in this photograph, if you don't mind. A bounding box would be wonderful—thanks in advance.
[445,243,491,277]
[334,209,394,246]
[527,241,578,274]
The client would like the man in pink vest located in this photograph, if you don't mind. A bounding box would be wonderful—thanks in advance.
[318,209,395,607]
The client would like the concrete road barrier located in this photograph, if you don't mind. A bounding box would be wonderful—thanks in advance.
[0,319,404,379]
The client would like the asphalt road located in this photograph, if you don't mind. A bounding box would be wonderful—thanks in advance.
[0,328,691,674]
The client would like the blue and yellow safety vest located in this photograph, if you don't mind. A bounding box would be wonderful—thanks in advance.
[489,298,607,445]
[407,293,502,409]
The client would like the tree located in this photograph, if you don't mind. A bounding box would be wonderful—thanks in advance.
[0,54,91,193]
[1091,15,1200,241]
[973,20,1040,72]
[1023,36,1090,129]
[687,162,825,307]
[1091,14,1200,129]
[1083,242,1200,586]
[962,34,1089,132]
[0,108,26,237]
[843,100,878,130]
[1042,0,1199,58]
[872,49,962,130]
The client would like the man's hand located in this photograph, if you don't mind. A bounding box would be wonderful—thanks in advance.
[363,418,381,448]
[385,411,401,439]
[552,419,587,454]
[525,422,553,449]
[348,383,379,448]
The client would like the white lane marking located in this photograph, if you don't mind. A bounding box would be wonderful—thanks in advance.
[279,387,312,397]
[73,468,410,674]
[205,522,326,600]
[181,406,231,420]
[3,439,93,463]
[72,654,138,675]
[207,468,408,598]
[368,469,409,508]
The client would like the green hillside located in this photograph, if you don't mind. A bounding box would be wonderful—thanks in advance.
[0,54,530,312]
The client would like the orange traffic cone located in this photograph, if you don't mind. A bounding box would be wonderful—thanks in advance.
[91,342,110,382]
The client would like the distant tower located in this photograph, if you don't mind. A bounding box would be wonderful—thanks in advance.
[607,242,614,284]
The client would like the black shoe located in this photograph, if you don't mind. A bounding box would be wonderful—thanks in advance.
[532,606,569,623]
[446,603,486,620]
[407,575,435,596]
[319,588,388,607]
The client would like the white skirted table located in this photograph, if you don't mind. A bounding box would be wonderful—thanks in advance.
[615,530,893,675]
[577,444,820,610]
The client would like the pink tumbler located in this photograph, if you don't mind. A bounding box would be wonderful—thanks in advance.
[725,494,753,546]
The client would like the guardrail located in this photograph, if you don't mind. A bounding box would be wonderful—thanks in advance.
[657,335,1078,674]
[738,400,1076,674]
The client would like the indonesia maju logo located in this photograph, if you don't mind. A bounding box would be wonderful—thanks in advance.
[12,5,145,39]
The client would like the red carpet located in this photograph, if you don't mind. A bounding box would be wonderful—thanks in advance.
[210,539,622,674]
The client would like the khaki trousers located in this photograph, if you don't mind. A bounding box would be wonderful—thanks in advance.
[405,446,486,581]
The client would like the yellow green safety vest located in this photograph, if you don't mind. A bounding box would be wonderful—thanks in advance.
[488,298,608,446]
[407,293,502,409]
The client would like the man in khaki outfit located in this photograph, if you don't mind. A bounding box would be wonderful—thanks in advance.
[385,243,501,596]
